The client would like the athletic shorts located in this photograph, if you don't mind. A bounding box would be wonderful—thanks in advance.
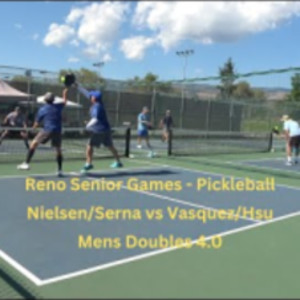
[34,130,62,147]
[5,129,27,138]
[288,135,300,148]
[137,129,149,137]
[88,131,113,148]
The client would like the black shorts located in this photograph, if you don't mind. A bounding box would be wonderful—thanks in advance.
[88,131,113,148]
[34,130,62,147]
[6,129,27,138]
[288,136,300,148]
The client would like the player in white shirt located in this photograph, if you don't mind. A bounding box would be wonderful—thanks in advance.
[281,115,300,166]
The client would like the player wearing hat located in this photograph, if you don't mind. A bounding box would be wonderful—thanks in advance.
[0,106,29,148]
[75,83,123,173]
[280,114,300,166]
[17,88,69,176]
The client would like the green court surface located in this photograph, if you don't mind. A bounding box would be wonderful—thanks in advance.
[0,150,299,299]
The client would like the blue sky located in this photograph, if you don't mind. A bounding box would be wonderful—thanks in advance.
[1,1,300,86]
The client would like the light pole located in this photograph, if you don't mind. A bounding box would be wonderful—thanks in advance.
[93,61,104,89]
[176,49,194,128]
[25,69,32,113]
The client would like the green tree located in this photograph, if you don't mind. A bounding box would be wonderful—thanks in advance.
[140,72,158,93]
[59,68,105,89]
[11,75,29,82]
[127,73,174,93]
[231,80,266,102]
[233,81,254,99]
[286,73,300,101]
[217,57,236,100]
[156,81,174,93]
[252,89,267,101]
[144,72,158,85]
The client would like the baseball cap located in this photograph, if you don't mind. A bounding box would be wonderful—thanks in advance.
[89,90,102,102]
[280,114,290,122]
[44,92,55,103]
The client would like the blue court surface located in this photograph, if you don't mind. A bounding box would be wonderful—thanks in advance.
[0,165,299,286]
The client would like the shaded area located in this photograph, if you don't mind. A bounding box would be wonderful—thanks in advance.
[0,262,42,299]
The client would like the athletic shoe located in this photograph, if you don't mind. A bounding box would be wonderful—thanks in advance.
[137,145,142,149]
[286,161,292,166]
[57,170,64,178]
[80,163,94,173]
[17,162,30,170]
[110,161,123,168]
[147,151,156,158]
[295,160,298,165]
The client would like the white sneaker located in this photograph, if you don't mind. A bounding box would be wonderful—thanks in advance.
[17,162,30,170]
[137,145,142,149]
[147,151,156,158]
[286,161,292,166]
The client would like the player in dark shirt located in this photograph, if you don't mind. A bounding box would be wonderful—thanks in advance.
[17,88,68,176]
[160,110,173,142]
[0,106,29,149]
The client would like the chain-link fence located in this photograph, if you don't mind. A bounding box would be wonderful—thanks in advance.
[1,66,300,133]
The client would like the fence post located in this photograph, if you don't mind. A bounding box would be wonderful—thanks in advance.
[76,88,81,126]
[26,70,32,114]
[116,88,121,127]
[179,94,185,129]
[151,85,156,127]
[229,98,234,132]
[205,99,211,132]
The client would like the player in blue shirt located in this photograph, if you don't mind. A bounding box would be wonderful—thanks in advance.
[137,106,155,157]
[76,83,123,173]
[17,88,68,176]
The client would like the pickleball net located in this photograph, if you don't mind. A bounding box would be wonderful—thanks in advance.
[0,126,273,163]
[0,255,42,299]
[168,129,273,156]
[0,126,130,163]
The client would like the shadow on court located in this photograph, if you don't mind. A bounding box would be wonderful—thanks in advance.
[87,169,178,178]
[30,168,179,180]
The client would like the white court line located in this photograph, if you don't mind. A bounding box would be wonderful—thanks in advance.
[118,184,261,224]
[1,160,299,287]
[229,157,284,163]
[39,209,300,286]
[226,160,300,176]
[130,159,300,191]
[0,250,42,286]
[0,165,161,180]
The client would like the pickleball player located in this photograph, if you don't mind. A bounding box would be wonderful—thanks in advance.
[0,106,29,149]
[17,89,69,176]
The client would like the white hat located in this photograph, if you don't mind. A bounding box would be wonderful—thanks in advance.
[280,114,290,122]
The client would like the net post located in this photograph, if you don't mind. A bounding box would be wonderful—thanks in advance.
[125,127,131,157]
[168,129,172,156]
[268,131,273,152]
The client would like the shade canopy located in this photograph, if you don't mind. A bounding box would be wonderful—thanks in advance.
[37,95,82,108]
[0,79,31,100]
